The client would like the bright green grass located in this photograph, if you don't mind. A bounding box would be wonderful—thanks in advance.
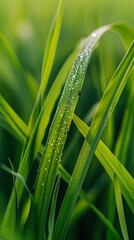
[0,0,134,240]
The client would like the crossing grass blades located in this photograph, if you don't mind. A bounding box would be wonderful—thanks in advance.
[0,0,134,239]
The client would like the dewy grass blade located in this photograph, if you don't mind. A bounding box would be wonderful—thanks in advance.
[0,97,120,239]
[1,48,78,234]
[1,22,133,237]
[53,41,134,240]
[32,25,110,240]
[114,174,129,240]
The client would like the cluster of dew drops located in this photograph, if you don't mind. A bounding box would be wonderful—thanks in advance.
[39,31,98,187]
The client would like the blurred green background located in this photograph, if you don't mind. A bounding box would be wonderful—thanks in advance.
[0,0,134,239]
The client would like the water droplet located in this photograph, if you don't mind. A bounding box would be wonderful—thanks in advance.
[45,168,47,171]
[92,32,97,38]
[41,182,44,186]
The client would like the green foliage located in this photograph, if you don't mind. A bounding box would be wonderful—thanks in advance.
[0,0,134,240]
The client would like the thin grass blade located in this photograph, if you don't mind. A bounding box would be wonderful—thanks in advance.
[27,0,64,136]
[48,176,61,240]
[114,174,129,240]
[0,95,27,140]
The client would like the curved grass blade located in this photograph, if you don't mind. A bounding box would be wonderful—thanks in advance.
[31,25,110,240]
[53,41,134,240]
[112,22,134,48]
[0,115,23,143]
[73,113,134,212]
[0,163,34,203]
[0,95,27,140]
[114,174,129,240]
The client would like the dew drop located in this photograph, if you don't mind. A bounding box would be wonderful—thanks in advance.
[41,182,44,186]
[92,32,97,38]
[45,168,47,171]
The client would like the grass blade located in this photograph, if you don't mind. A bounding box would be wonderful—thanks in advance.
[27,0,64,136]
[1,44,80,234]
[0,98,119,239]
[41,0,64,102]
[107,76,134,240]
[31,25,110,240]
[114,174,129,240]
[48,176,61,240]
[1,23,134,238]
[112,22,134,48]
[59,165,121,239]
[0,95,27,140]
[73,113,134,212]
[53,41,134,240]
[0,115,24,143]
[63,102,98,163]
